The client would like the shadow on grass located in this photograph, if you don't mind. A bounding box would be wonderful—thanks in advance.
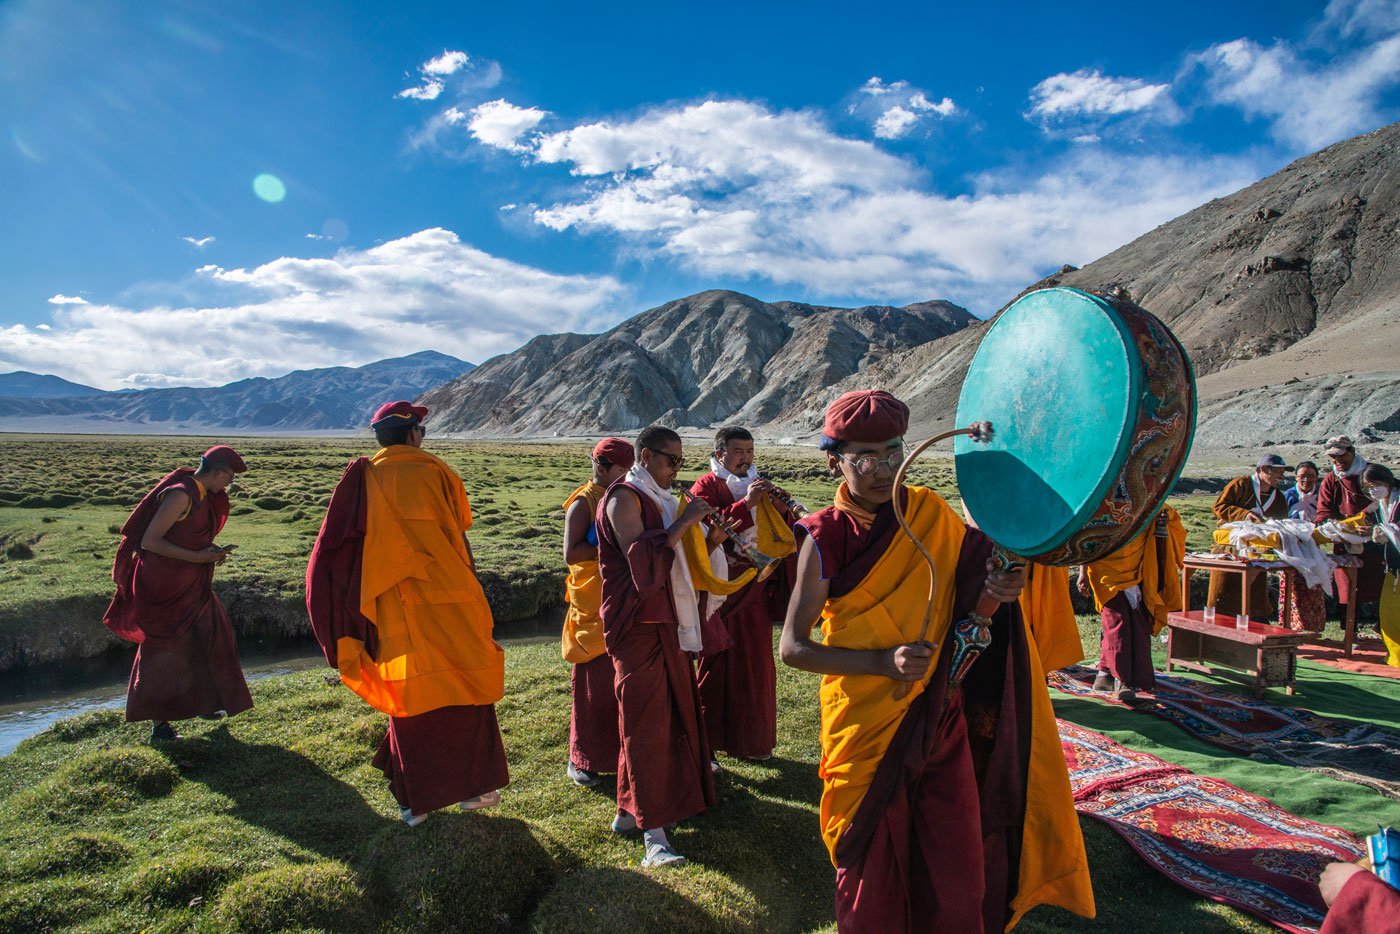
[159,726,394,861]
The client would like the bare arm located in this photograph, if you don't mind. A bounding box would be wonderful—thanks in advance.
[563,499,597,565]
[140,491,226,564]
[778,536,931,681]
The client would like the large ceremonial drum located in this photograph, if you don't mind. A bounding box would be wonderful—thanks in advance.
[954,287,1196,566]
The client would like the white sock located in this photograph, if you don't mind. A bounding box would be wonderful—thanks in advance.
[643,827,670,849]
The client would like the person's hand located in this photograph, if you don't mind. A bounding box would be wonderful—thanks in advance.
[1319,861,1365,907]
[1374,525,1388,544]
[985,560,1027,603]
[201,545,231,565]
[885,642,934,681]
[1076,571,1092,597]
[744,478,774,507]
[681,498,715,527]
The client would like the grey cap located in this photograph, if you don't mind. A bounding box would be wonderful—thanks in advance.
[1256,453,1288,469]
[1325,435,1355,455]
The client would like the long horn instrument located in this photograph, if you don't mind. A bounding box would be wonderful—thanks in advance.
[756,474,810,519]
[672,481,781,581]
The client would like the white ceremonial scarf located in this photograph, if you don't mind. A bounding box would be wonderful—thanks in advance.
[1251,476,1279,516]
[625,464,703,652]
[1334,453,1368,479]
[711,456,758,548]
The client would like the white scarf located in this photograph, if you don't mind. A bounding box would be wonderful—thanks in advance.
[1375,495,1400,554]
[1334,453,1368,479]
[625,464,703,652]
[1222,518,1334,595]
[1251,475,1279,516]
[711,456,758,547]
[1290,486,1318,521]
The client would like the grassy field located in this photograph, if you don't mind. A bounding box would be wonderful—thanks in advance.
[2,434,1395,931]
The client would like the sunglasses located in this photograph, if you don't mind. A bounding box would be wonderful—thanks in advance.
[644,446,683,470]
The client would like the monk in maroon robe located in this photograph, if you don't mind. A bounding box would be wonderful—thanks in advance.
[597,425,716,868]
[779,391,1094,932]
[103,445,253,742]
[1317,435,1385,608]
[1320,861,1400,933]
[690,426,794,762]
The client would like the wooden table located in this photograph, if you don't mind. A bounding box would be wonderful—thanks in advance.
[1166,611,1308,697]
[1180,554,1361,656]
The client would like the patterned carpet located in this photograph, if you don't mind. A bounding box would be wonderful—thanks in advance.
[1060,720,1365,934]
[1051,665,1400,802]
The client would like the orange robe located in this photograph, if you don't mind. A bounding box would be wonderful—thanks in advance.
[805,485,1094,932]
[1018,564,1084,672]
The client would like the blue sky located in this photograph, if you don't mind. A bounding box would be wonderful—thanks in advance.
[2,0,1398,389]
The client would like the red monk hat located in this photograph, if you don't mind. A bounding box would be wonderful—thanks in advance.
[370,400,428,429]
[819,390,909,449]
[201,445,248,473]
[593,437,635,470]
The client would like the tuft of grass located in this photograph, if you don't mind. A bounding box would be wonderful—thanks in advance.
[3,538,33,560]
[47,707,125,742]
[214,860,368,932]
[13,747,179,821]
[529,865,770,933]
[6,830,131,881]
[131,847,239,907]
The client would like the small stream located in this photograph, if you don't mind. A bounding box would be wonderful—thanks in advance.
[0,605,566,756]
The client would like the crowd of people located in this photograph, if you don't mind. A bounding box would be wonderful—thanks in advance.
[98,395,1398,931]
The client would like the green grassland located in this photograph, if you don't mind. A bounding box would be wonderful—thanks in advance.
[2,435,1394,931]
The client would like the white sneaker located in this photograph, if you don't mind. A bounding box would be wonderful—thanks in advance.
[400,807,429,827]
[642,842,686,868]
[710,758,722,775]
[611,811,638,834]
[458,790,501,811]
[566,761,600,787]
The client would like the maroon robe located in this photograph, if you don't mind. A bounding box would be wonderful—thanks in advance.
[1320,871,1400,934]
[1317,468,1385,605]
[690,472,787,759]
[307,455,509,816]
[798,500,1035,934]
[570,652,620,773]
[597,482,715,830]
[104,469,252,723]
[1096,591,1157,691]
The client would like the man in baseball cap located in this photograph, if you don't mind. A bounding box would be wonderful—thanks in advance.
[308,399,508,826]
[103,445,253,742]
[559,438,635,788]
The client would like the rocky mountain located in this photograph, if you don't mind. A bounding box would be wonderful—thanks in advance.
[419,290,974,435]
[772,120,1400,448]
[0,351,473,431]
[0,371,105,398]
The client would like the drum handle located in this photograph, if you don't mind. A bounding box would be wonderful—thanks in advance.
[891,421,995,699]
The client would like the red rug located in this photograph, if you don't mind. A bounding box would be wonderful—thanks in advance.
[1060,720,1365,934]
[1299,638,1399,679]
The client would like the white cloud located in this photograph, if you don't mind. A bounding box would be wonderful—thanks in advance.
[305,232,332,241]
[2,229,626,389]
[397,49,485,101]
[181,235,215,249]
[467,99,549,153]
[478,98,1255,310]
[1029,69,1173,119]
[47,294,88,305]
[1192,31,1400,149]
[853,77,957,139]
[1320,0,1400,39]
[422,50,470,76]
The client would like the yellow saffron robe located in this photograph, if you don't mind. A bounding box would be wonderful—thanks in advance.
[336,445,504,716]
[1085,505,1186,634]
[817,486,1095,929]
[561,481,607,663]
[1018,564,1085,672]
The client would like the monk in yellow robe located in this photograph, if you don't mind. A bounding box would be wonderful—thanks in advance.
[307,401,507,826]
[1077,505,1186,701]
[561,437,632,786]
[780,390,1094,933]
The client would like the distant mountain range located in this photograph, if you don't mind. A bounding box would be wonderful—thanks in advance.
[0,351,473,431]
[0,372,106,398]
[419,290,974,435]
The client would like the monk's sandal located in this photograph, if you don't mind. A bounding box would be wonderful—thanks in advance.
[459,791,501,811]
[642,843,686,868]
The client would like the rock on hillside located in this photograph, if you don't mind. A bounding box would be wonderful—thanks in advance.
[0,350,473,431]
[420,290,973,435]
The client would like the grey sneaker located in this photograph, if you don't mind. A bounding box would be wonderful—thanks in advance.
[642,842,686,868]
[1091,671,1114,692]
[400,807,429,827]
[1114,680,1139,703]
[150,721,181,743]
[566,761,600,787]
[611,811,638,834]
[709,757,722,775]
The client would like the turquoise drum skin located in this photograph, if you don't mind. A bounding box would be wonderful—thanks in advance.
[954,287,1196,566]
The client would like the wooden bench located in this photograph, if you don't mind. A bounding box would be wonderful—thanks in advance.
[1166,610,1307,697]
